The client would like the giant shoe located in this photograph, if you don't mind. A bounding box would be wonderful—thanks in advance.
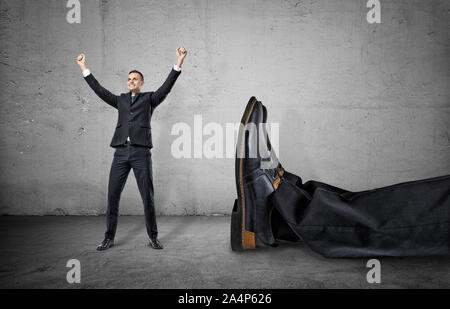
[231,97,286,251]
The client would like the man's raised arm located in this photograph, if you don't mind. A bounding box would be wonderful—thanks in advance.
[150,46,187,108]
[77,53,119,109]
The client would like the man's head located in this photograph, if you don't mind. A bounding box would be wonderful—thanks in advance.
[127,70,144,92]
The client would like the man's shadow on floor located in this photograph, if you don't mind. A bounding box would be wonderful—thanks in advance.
[114,216,192,248]
[113,217,146,247]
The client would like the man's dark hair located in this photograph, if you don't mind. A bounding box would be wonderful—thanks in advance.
[128,70,144,81]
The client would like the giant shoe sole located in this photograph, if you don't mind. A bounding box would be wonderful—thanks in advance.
[231,97,285,251]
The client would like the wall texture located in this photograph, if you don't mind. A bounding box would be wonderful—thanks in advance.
[0,0,448,215]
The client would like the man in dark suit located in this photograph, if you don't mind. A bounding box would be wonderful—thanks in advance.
[77,47,187,250]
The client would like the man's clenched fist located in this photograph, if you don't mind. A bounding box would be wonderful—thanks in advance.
[176,46,187,67]
[77,53,87,71]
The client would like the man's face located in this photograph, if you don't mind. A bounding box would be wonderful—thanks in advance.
[127,73,144,92]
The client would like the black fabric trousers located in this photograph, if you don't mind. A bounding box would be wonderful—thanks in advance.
[105,144,157,240]
[271,171,450,258]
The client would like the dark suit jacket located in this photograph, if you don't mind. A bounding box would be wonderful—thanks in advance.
[84,68,181,148]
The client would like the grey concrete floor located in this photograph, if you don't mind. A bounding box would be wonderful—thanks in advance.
[0,216,448,289]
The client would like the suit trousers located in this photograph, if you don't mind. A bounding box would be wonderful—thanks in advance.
[271,172,450,258]
[105,144,158,240]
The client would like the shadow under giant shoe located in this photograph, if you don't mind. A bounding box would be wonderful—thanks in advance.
[231,97,285,251]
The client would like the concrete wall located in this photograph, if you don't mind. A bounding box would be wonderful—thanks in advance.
[0,0,448,215]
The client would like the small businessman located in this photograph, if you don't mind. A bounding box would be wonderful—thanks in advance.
[77,47,187,250]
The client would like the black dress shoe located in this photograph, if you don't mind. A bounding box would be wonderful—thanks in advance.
[231,97,285,251]
[97,238,114,251]
[149,238,163,249]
